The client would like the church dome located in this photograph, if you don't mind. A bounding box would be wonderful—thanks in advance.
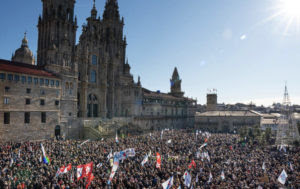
[12,33,35,65]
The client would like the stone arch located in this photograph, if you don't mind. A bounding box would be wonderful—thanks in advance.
[55,125,61,138]
[87,94,99,118]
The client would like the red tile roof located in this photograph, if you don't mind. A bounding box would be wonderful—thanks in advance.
[0,59,58,78]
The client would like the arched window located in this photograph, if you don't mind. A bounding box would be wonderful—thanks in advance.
[90,70,96,83]
[92,55,97,65]
[66,82,69,89]
[87,94,98,118]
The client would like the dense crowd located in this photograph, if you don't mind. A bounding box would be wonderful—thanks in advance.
[0,130,299,189]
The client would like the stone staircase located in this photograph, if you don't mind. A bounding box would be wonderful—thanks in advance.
[82,117,145,140]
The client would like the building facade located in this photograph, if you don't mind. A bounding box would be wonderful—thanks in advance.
[0,0,197,142]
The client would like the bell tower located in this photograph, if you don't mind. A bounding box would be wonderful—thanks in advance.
[170,67,184,97]
[37,0,77,72]
[37,0,78,137]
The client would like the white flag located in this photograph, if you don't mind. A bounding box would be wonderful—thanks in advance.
[221,171,225,180]
[141,154,149,166]
[208,172,213,183]
[162,176,173,189]
[262,162,265,170]
[115,133,119,143]
[167,139,172,144]
[96,163,103,168]
[161,130,164,140]
[107,150,113,160]
[195,173,199,183]
[10,158,13,167]
[199,143,207,150]
[289,162,294,171]
[277,169,288,185]
[183,171,191,187]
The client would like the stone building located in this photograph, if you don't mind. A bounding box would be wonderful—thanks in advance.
[195,110,261,133]
[195,93,261,132]
[0,0,197,142]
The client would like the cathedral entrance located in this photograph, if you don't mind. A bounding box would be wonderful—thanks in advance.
[55,125,61,138]
[87,94,99,117]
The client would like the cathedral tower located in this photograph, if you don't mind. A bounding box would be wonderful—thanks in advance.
[37,0,77,72]
[37,0,78,135]
[170,67,184,97]
[102,0,127,118]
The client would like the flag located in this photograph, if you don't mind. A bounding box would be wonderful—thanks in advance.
[208,172,213,183]
[156,152,161,169]
[63,164,72,173]
[196,151,200,159]
[195,173,199,183]
[108,157,119,185]
[262,162,265,171]
[161,130,164,140]
[10,158,13,167]
[162,176,173,189]
[183,171,191,187]
[221,171,225,180]
[279,145,286,152]
[229,146,233,151]
[204,152,210,162]
[277,169,288,185]
[18,149,21,158]
[289,162,294,171]
[86,173,94,189]
[77,165,84,181]
[83,162,93,178]
[115,132,119,143]
[141,153,149,166]
[167,139,172,144]
[199,143,207,150]
[124,148,135,157]
[107,149,113,160]
[204,138,208,143]
[188,160,196,169]
[39,155,42,163]
[96,163,102,168]
[41,144,50,164]
[79,139,90,146]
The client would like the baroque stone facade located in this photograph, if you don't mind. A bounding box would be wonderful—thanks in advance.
[0,0,197,142]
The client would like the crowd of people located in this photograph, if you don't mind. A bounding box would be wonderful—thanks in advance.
[0,130,299,188]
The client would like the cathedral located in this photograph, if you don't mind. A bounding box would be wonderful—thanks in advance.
[0,0,197,142]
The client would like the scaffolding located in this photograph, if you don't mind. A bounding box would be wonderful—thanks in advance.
[275,83,300,146]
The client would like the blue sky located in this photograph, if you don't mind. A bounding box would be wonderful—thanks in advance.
[0,0,300,106]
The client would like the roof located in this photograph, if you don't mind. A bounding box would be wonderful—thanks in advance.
[261,118,278,125]
[142,88,195,101]
[195,110,261,117]
[0,59,57,78]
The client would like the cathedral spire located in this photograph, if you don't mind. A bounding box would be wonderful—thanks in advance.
[170,67,184,97]
[91,0,97,19]
[103,0,120,20]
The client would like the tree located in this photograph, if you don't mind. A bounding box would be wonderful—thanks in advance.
[265,128,272,144]
[239,126,247,140]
